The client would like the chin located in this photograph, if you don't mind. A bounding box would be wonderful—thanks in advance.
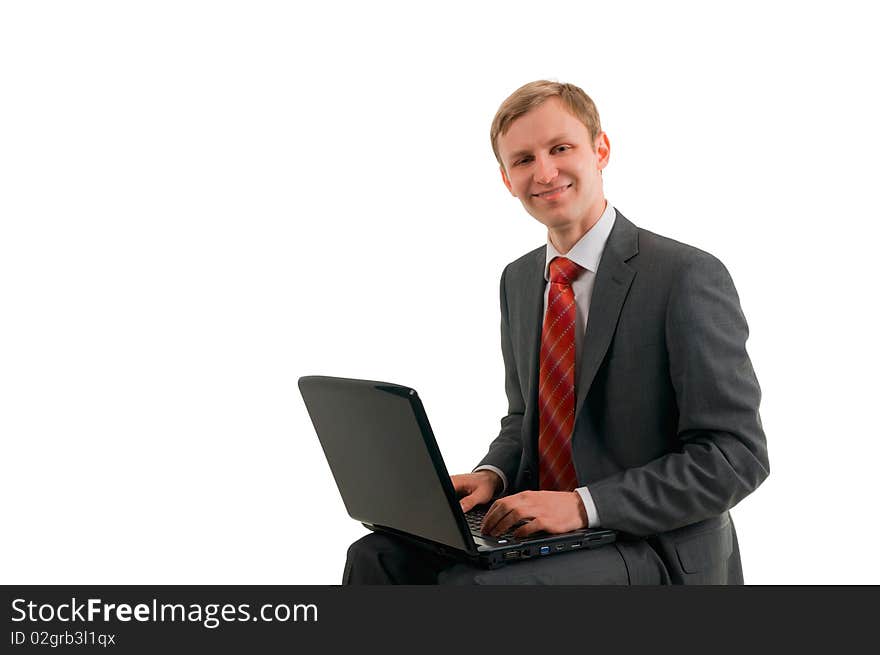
[532,212,575,230]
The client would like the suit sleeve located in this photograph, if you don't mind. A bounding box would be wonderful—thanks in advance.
[475,265,526,487]
[587,252,770,535]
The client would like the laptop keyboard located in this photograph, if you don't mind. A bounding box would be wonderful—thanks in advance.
[465,507,518,541]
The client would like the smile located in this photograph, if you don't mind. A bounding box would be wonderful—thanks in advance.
[532,184,572,200]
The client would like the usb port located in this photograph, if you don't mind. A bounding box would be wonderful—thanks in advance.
[539,546,550,555]
[503,551,521,560]
[555,544,566,551]
[571,542,582,548]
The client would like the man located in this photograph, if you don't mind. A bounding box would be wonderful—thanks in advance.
[344,80,769,585]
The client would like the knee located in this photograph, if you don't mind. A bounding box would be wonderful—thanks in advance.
[346,532,393,564]
[343,532,396,585]
[344,531,445,585]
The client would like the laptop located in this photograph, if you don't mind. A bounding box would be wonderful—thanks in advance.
[298,375,616,569]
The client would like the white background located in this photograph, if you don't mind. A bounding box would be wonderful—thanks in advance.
[1,1,877,585]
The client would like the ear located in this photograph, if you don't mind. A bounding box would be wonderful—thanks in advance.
[595,132,611,172]
[500,165,516,197]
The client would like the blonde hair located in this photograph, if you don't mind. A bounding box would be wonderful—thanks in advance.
[490,80,602,167]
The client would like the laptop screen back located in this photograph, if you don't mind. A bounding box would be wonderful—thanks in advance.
[298,376,473,552]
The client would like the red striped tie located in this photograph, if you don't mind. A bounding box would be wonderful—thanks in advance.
[538,256,584,492]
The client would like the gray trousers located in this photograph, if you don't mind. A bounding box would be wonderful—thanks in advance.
[343,532,670,585]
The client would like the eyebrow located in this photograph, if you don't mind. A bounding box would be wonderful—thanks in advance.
[507,134,572,161]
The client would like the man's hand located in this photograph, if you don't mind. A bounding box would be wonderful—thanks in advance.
[481,490,588,539]
[451,471,503,513]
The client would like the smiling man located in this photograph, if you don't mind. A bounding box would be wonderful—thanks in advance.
[496,95,609,252]
[344,80,769,585]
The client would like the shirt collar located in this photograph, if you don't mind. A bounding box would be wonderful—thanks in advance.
[544,201,617,281]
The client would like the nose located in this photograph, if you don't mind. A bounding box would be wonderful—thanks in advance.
[534,155,558,185]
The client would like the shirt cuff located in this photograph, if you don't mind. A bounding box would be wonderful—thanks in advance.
[575,486,601,528]
[472,465,508,495]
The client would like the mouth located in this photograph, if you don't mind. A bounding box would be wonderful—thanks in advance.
[532,184,572,200]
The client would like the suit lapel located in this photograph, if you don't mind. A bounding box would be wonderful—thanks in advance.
[573,214,639,425]
[518,247,547,463]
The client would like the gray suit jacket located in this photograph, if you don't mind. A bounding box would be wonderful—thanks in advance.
[477,211,770,584]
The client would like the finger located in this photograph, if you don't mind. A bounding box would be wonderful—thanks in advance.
[481,500,507,534]
[486,503,526,537]
[459,494,478,514]
[454,484,472,499]
[482,490,524,532]
[484,492,527,534]
[493,508,531,537]
[451,477,471,493]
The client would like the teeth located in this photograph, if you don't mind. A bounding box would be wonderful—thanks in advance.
[539,185,568,197]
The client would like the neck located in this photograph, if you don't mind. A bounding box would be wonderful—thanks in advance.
[548,198,607,254]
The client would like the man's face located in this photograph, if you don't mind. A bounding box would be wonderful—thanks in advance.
[497,97,609,233]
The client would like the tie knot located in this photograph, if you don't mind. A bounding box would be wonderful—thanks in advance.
[549,257,584,285]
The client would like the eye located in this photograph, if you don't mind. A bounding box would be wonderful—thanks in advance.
[552,145,571,154]
[514,156,533,166]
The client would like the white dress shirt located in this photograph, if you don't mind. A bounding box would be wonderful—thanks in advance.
[476,200,617,528]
